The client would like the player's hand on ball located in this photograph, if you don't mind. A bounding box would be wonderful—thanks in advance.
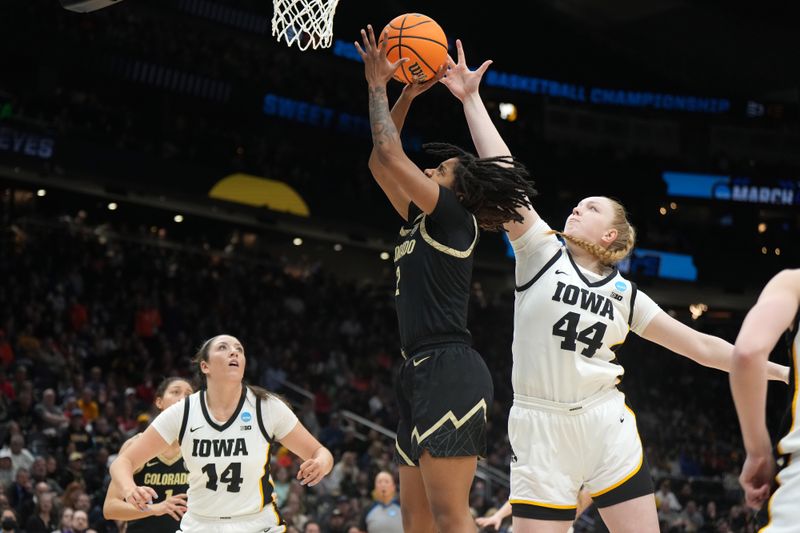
[401,64,446,99]
[440,39,493,102]
[152,493,188,521]
[124,485,158,511]
[355,25,408,87]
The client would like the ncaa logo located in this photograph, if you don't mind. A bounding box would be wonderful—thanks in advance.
[241,412,252,423]
[614,281,627,292]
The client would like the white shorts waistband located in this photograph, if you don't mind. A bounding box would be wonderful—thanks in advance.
[513,388,619,414]
[184,506,275,523]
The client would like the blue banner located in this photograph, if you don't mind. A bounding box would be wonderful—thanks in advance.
[263,93,422,150]
[332,39,731,115]
[484,71,730,114]
[0,126,55,160]
[662,171,799,206]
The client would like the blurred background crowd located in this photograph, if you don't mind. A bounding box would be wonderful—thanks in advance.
[1,0,798,531]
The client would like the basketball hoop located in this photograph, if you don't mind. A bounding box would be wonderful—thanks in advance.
[272,0,341,50]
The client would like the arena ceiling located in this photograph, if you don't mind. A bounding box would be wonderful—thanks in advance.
[339,0,800,100]
[531,0,800,98]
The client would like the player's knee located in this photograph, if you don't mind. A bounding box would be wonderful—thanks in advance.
[428,502,473,532]
[401,506,435,533]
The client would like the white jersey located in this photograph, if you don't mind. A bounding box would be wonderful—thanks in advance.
[510,218,661,403]
[777,314,800,456]
[151,386,298,523]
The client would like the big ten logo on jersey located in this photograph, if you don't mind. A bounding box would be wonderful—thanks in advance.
[610,281,627,301]
[240,411,252,431]
[551,281,615,320]
[394,239,417,262]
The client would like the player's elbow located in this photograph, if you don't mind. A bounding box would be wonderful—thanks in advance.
[102,499,116,520]
[367,152,383,176]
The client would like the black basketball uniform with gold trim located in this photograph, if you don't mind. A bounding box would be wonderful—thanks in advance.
[392,185,493,466]
[127,453,188,533]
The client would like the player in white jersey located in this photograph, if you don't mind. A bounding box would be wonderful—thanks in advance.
[440,41,790,533]
[730,269,800,532]
[109,335,334,533]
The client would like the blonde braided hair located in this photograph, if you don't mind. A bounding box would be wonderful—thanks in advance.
[548,197,636,266]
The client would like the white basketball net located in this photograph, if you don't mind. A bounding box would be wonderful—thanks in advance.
[272,0,340,50]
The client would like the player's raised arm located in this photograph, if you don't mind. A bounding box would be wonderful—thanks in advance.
[367,76,441,221]
[440,39,538,239]
[355,25,443,215]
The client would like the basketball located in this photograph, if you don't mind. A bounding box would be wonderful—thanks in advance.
[380,13,448,84]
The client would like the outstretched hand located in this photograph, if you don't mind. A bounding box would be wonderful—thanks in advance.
[440,39,493,102]
[354,25,407,87]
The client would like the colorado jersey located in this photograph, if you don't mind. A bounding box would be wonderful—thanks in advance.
[778,312,800,456]
[128,449,188,533]
[394,185,477,354]
[151,386,298,523]
[510,218,661,403]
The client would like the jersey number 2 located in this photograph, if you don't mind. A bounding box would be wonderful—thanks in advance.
[201,462,243,492]
[552,311,607,358]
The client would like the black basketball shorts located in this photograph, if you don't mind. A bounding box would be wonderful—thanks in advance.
[393,343,493,466]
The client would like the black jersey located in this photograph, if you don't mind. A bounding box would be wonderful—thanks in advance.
[127,453,189,533]
[393,186,478,354]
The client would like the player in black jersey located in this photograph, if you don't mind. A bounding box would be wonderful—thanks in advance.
[356,26,536,533]
[103,377,193,531]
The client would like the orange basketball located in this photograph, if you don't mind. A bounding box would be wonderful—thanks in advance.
[380,13,448,84]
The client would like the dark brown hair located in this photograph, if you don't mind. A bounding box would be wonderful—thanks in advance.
[154,377,193,403]
[192,335,274,402]
[423,143,537,231]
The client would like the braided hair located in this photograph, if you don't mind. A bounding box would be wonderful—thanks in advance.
[423,143,536,231]
[548,197,636,266]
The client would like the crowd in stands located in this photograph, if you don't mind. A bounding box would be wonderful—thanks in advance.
[0,208,787,532]
[0,1,795,532]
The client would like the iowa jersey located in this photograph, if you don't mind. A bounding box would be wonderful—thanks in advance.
[128,452,188,533]
[777,312,800,456]
[394,186,478,355]
[510,218,660,403]
[150,386,298,523]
